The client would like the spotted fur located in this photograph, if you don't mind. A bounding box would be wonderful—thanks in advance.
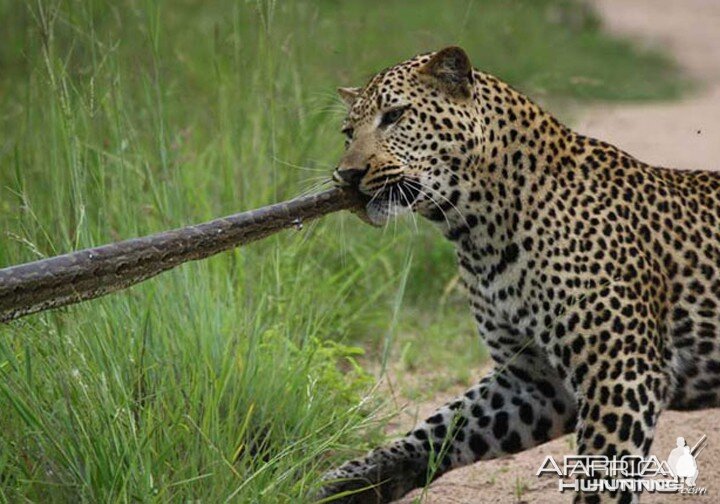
[320,47,720,503]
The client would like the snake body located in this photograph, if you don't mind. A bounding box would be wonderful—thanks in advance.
[0,188,359,323]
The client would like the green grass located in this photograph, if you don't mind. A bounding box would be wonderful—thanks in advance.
[0,0,684,502]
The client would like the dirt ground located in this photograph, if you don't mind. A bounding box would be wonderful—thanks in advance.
[392,1,720,502]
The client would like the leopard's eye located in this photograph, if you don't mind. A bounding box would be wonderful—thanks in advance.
[380,106,407,127]
[342,127,354,140]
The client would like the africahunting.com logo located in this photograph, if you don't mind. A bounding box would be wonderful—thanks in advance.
[537,435,708,496]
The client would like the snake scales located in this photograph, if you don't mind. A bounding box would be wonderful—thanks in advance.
[0,188,361,323]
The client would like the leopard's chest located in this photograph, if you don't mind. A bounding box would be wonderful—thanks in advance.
[453,234,545,357]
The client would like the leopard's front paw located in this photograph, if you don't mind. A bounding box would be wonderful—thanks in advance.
[314,468,381,503]
[314,452,428,503]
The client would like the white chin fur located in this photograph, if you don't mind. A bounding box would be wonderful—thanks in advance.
[366,199,411,225]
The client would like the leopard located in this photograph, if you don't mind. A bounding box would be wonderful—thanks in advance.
[317,46,720,503]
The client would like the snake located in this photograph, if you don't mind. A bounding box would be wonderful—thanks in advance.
[0,188,362,323]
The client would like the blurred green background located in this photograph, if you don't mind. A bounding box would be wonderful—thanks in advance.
[0,0,683,502]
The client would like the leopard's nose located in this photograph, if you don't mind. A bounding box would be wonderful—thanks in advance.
[334,167,367,187]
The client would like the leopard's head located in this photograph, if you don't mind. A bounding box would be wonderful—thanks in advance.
[333,46,481,225]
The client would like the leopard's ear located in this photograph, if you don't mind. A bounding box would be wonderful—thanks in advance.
[419,46,473,99]
[337,87,361,108]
